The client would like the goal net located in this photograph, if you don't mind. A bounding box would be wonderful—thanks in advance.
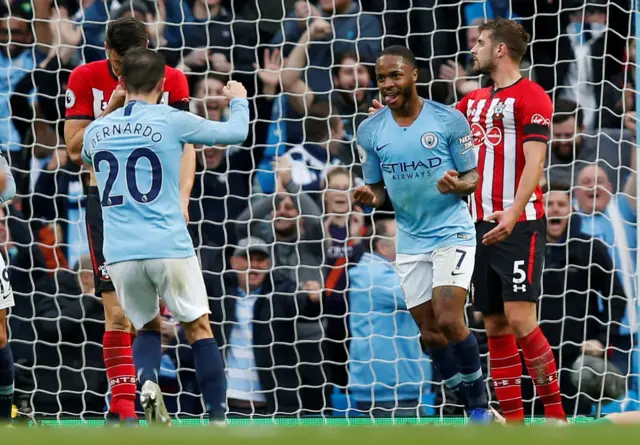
[1,0,639,422]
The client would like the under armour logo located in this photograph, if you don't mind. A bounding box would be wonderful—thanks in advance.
[513,284,527,293]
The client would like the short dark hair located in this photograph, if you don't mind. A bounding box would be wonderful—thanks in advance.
[542,181,572,195]
[479,18,529,62]
[106,16,148,56]
[332,51,359,78]
[553,99,584,128]
[379,45,416,69]
[121,48,166,94]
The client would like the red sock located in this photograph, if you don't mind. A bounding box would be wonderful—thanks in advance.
[103,331,138,420]
[518,327,566,420]
[488,334,524,422]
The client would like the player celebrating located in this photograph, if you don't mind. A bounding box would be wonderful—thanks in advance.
[456,18,565,422]
[64,17,193,424]
[81,48,249,425]
[0,159,16,424]
[354,46,493,422]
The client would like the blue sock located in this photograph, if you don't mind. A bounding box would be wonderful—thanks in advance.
[428,344,466,407]
[451,332,488,410]
[192,338,227,421]
[0,344,14,420]
[132,331,162,385]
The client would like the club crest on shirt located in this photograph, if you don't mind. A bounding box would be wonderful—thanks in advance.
[357,144,367,163]
[492,101,505,120]
[99,264,111,281]
[65,89,76,109]
[421,132,438,149]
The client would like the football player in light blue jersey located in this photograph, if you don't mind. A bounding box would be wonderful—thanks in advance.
[354,46,493,423]
[82,48,249,426]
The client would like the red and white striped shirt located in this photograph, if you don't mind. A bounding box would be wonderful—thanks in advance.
[456,78,552,223]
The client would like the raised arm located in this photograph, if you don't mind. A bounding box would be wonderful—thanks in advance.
[280,20,331,114]
[176,83,250,147]
[33,0,53,54]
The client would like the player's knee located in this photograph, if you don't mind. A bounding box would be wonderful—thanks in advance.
[142,315,162,333]
[483,313,511,337]
[505,303,538,338]
[420,327,448,349]
[435,310,466,340]
[105,304,131,332]
[181,314,213,345]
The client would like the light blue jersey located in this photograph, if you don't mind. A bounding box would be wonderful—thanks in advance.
[357,99,476,255]
[82,98,250,264]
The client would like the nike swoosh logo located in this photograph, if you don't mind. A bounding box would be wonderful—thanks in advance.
[375,143,390,152]
[451,271,465,276]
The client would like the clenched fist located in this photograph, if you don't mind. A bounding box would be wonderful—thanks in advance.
[108,84,127,109]
[437,170,459,194]
[223,80,247,99]
[353,185,379,207]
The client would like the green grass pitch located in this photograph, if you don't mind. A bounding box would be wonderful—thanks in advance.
[3,418,640,445]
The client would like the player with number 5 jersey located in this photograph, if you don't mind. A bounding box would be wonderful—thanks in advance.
[82,48,249,425]
[456,18,565,423]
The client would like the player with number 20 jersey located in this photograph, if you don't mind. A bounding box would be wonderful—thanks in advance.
[64,17,191,424]
[82,48,249,425]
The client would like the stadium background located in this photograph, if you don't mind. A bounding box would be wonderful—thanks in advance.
[0,0,639,423]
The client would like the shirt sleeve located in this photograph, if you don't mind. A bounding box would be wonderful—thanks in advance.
[174,98,250,146]
[167,69,190,110]
[447,110,477,173]
[356,120,382,185]
[520,86,552,144]
[65,66,94,120]
[455,93,470,116]
[0,157,16,204]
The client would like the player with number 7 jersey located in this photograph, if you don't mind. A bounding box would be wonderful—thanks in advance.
[82,48,249,425]
[64,17,193,424]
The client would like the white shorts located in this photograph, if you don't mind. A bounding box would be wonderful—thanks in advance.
[0,255,13,311]
[396,245,475,309]
[108,256,210,330]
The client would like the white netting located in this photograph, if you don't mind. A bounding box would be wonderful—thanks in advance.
[1,0,639,421]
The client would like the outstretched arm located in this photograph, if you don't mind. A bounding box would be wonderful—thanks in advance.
[177,95,250,147]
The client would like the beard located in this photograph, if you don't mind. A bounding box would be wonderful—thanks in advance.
[472,58,495,75]
[396,83,414,106]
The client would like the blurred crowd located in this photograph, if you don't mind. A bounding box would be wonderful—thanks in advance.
[0,0,638,420]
